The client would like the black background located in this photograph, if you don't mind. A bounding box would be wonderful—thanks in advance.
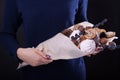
[0,0,120,80]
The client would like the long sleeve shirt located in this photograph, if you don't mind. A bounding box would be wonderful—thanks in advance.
[0,0,88,79]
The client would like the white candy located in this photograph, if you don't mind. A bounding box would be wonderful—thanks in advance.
[79,39,96,54]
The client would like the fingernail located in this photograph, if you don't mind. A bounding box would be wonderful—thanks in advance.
[45,54,51,59]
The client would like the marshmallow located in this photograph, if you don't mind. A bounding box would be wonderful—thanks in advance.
[79,39,96,54]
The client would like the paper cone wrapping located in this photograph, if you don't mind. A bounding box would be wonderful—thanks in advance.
[17,21,96,69]
[17,33,95,69]
[17,21,118,69]
[36,33,95,60]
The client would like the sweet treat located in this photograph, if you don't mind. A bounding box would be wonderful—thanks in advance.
[17,21,118,69]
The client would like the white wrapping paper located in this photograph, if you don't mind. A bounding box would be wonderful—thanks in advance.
[17,21,96,69]
[36,33,95,60]
[17,33,96,69]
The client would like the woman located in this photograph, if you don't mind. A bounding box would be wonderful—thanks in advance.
[0,0,88,80]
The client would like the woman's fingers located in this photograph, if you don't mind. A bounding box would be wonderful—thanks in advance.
[35,48,51,59]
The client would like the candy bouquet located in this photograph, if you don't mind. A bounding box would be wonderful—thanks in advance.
[17,20,118,69]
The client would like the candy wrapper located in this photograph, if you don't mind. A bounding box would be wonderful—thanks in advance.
[17,21,118,69]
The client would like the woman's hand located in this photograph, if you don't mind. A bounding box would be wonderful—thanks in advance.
[17,48,53,67]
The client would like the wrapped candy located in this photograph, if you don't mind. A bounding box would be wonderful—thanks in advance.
[17,21,118,69]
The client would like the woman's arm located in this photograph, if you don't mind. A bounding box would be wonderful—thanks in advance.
[0,0,53,66]
[0,0,22,62]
